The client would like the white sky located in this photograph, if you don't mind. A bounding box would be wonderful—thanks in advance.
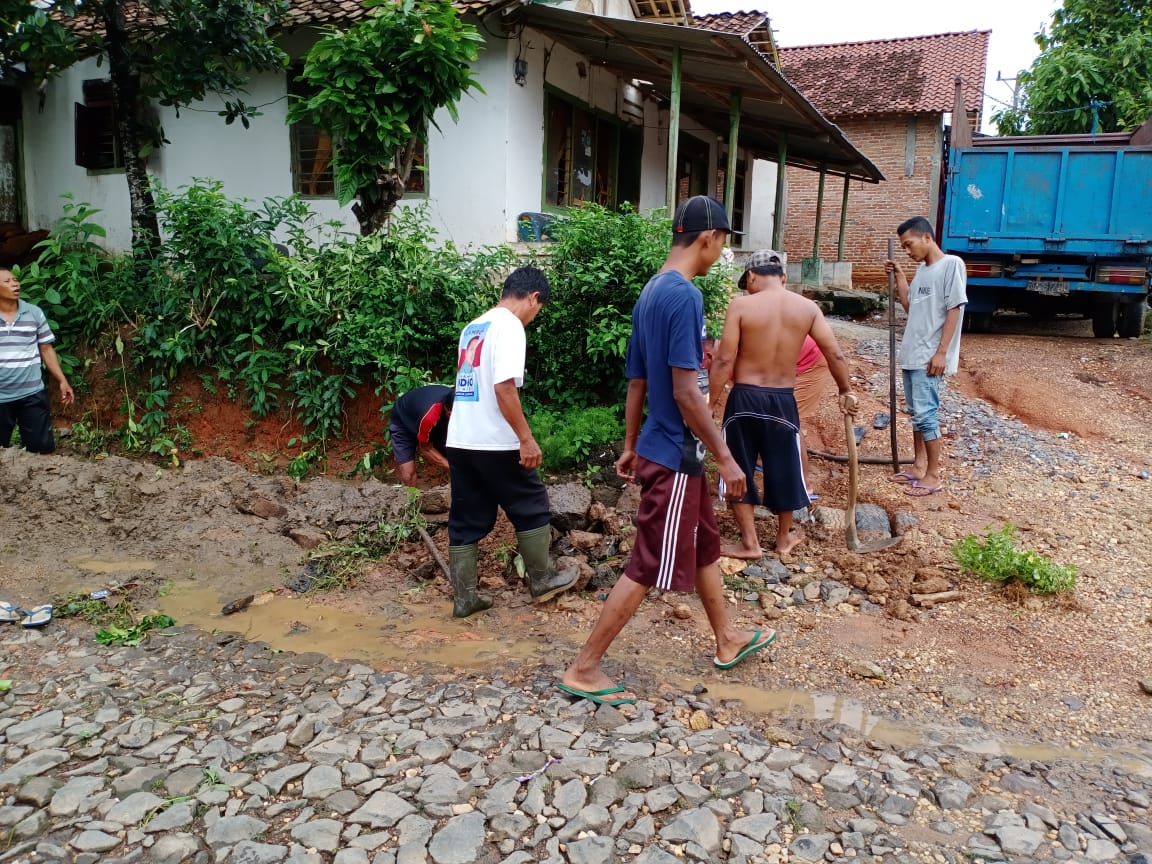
[689,0,1061,133]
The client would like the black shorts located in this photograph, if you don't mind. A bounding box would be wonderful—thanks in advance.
[0,390,55,454]
[721,384,808,512]
[446,448,551,545]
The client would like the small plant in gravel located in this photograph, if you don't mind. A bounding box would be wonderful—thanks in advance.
[953,523,1077,594]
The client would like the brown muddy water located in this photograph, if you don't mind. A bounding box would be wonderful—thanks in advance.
[153,581,1152,777]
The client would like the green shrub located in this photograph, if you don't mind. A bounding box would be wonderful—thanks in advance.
[530,406,623,471]
[953,524,1077,594]
[532,203,734,409]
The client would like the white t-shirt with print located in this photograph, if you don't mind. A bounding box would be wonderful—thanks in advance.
[445,306,526,450]
[897,254,968,375]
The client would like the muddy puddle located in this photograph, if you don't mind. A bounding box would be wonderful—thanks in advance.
[155,582,1152,776]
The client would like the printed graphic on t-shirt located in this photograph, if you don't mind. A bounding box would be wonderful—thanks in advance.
[455,322,490,402]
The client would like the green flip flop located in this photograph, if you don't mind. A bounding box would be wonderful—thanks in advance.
[556,682,636,706]
[714,628,777,670]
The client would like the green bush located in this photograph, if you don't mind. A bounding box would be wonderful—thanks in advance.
[532,203,734,409]
[530,406,623,471]
[953,524,1077,594]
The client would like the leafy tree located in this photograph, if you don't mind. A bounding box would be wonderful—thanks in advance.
[2,0,289,251]
[995,0,1152,135]
[288,0,484,235]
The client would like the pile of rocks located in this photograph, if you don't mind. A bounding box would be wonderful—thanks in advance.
[2,624,1150,864]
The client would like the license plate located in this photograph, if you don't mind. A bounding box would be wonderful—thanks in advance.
[1026,280,1069,296]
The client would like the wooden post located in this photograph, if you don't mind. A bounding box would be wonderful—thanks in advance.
[725,89,741,223]
[771,134,787,250]
[811,163,826,258]
[837,174,850,261]
[665,46,682,213]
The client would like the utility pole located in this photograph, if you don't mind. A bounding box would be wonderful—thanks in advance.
[997,71,1020,112]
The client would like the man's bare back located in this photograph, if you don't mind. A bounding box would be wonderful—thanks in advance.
[726,288,819,388]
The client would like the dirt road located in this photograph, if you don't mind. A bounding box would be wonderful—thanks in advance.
[3,315,1151,772]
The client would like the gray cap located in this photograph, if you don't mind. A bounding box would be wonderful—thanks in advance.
[738,249,787,290]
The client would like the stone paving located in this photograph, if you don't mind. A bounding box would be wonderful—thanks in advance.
[2,623,1151,864]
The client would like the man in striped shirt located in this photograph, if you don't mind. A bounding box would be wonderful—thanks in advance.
[0,269,74,453]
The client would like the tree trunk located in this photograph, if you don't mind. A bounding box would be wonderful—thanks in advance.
[350,136,419,235]
[102,0,160,254]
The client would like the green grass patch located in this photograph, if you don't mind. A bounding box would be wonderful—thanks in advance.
[529,406,623,472]
[953,523,1076,594]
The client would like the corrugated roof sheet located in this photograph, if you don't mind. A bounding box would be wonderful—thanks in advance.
[777,30,990,117]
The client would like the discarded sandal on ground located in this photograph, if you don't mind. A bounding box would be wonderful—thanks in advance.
[555,682,637,707]
[20,605,52,629]
[714,628,777,670]
[0,601,22,624]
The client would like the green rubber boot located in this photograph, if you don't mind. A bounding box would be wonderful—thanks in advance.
[517,525,578,603]
[447,544,492,618]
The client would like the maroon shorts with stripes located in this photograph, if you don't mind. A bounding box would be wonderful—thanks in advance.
[624,456,721,593]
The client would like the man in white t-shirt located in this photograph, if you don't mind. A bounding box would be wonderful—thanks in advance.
[886,216,967,498]
[444,266,578,617]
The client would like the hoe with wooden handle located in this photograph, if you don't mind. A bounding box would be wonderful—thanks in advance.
[844,394,903,553]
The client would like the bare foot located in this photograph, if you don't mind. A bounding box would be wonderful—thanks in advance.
[714,627,762,665]
[720,542,764,560]
[775,527,805,557]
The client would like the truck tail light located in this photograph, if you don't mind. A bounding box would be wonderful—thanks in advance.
[1095,266,1147,285]
[965,262,1002,278]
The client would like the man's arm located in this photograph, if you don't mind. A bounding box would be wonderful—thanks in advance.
[615,378,647,483]
[927,306,963,376]
[418,443,450,471]
[672,367,746,500]
[886,259,911,312]
[707,303,741,410]
[39,344,74,406]
[809,314,855,414]
[494,379,541,469]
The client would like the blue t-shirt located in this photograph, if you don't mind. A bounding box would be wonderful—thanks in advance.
[625,271,707,475]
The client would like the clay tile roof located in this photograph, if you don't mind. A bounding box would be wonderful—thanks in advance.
[66,0,504,38]
[691,10,776,59]
[776,30,990,117]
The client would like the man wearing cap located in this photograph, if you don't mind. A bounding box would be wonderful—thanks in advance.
[709,249,854,559]
[559,196,775,707]
[388,384,454,488]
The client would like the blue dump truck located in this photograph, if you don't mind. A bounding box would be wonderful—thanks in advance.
[941,126,1152,337]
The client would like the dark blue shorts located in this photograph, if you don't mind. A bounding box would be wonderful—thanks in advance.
[721,384,808,513]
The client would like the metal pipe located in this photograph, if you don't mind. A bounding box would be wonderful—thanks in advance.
[725,89,741,225]
[665,46,682,213]
[888,237,900,473]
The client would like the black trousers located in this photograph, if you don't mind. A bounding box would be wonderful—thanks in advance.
[446,447,551,546]
[0,390,55,454]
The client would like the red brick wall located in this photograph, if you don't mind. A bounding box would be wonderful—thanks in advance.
[782,113,943,287]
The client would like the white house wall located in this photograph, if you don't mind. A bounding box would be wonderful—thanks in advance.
[21,18,766,251]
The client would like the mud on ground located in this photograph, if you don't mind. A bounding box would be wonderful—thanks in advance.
[2,317,1151,769]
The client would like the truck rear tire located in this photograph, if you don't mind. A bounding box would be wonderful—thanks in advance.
[1118,301,1146,338]
[1092,302,1117,338]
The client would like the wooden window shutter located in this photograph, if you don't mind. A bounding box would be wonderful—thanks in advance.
[75,102,101,169]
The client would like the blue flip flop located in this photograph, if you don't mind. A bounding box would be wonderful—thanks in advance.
[556,682,636,706]
[20,605,52,629]
[0,601,21,624]
[714,628,777,670]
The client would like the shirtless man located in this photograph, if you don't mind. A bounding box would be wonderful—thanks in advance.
[709,249,854,558]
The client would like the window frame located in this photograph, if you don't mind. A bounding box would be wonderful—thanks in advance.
[75,79,124,174]
[540,85,628,214]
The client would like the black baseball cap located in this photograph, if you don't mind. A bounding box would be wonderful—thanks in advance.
[672,195,744,236]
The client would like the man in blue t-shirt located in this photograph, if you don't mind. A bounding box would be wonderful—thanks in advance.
[559,196,778,707]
